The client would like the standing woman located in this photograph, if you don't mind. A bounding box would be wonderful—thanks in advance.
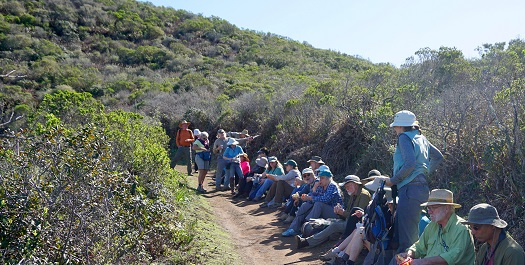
[192,132,211,193]
[385,110,444,254]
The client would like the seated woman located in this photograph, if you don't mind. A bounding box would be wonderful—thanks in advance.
[222,138,244,192]
[278,168,316,223]
[282,170,343,237]
[250,156,284,202]
[260,160,301,208]
[233,156,267,199]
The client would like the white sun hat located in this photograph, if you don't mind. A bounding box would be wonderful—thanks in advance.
[390,110,419,127]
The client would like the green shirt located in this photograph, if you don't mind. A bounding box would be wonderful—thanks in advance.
[409,213,475,265]
[342,187,371,219]
[475,232,525,265]
[193,139,205,153]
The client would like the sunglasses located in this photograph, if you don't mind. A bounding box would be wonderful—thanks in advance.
[470,225,481,231]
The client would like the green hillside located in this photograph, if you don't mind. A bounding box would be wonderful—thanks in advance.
[1,0,525,261]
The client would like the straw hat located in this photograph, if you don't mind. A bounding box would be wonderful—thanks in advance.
[390,110,418,127]
[461,203,507,228]
[363,176,392,191]
[420,189,461,208]
[179,120,191,127]
[226,138,239,146]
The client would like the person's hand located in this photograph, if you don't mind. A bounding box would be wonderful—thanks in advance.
[313,182,319,190]
[185,139,192,142]
[395,253,408,264]
[352,210,364,218]
[334,207,344,215]
[262,172,267,178]
[301,194,312,201]
[294,200,300,206]
[385,178,393,187]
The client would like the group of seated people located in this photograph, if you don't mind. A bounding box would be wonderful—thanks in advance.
[210,137,524,265]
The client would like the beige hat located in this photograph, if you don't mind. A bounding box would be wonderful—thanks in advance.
[461,203,507,228]
[420,189,461,208]
[179,120,191,127]
[241,129,249,135]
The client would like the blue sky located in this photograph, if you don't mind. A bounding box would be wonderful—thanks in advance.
[145,0,525,66]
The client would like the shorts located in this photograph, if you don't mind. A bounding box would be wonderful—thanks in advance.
[195,154,210,170]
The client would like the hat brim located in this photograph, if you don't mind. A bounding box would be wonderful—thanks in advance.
[340,180,362,186]
[420,201,461,208]
[460,219,507,229]
[363,176,391,191]
[389,121,418,127]
[307,159,325,164]
[179,122,191,127]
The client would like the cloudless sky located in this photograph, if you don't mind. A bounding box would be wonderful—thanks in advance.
[144,0,525,66]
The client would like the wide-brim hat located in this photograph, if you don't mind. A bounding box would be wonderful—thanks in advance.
[340,175,362,187]
[179,120,191,127]
[256,157,268,167]
[193,129,201,136]
[390,110,418,127]
[241,129,249,135]
[226,138,239,145]
[420,189,461,208]
[368,169,381,178]
[363,176,391,191]
[461,203,507,228]
[307,156,325,164]
[302,168,314,175]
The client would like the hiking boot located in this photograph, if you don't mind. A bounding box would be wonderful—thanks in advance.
[295,235,309,250]
[320,250,337,261]
[283,215,295,224]
[278,213,289,221]
[259,203,268,208]
[196,186,207,193]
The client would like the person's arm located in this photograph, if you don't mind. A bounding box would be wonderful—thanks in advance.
[176,130,181,147]
[427,142,443,173]
[274,170,297,181]
[390,134,416,185]
[186,130,195,143]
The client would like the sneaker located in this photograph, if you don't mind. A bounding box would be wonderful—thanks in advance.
[259,203,268,208]
[283,215,295,224]
[278,213,289,221]
[320,250,337,261]
[295,235,310,250]
[281,228,298,237]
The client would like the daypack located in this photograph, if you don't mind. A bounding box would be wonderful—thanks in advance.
[364,180,391,249]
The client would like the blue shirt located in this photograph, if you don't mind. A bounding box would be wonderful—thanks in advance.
[223,145,244,159]
[311,181,343,207]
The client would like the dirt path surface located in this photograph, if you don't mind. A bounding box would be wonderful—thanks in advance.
[181,167,331,265]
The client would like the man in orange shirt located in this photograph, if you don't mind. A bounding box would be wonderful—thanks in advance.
[171,120,194,175]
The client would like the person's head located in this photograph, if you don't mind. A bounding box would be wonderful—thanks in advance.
[267,156,279,169]
[421,189,461,226]
[217,129,226,139]
[241,153,250,162]
[226,138,239,148]
[193,129,201,137]
[179,120,190,129]
[257,147,269,158]
[390,110,420,135]
[307,156,325,171]
[199,131,209,141]
[461,203,507,244]
[340,175,362,195]
[240,129,249,138]
[301,168,315,184]
[284,160,298,172]
[317,170,333,187]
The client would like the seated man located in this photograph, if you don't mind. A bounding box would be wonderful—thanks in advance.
[395,189,475,265]
[295,175,371,249]
[282,170,343,237]
[461,203,525,265]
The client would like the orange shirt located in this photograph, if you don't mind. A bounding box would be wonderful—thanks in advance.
[176,129,194,147]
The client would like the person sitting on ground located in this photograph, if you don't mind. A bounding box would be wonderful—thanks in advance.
[394,189,475,265]
[233,156,267,199]
[282,170,343,237]
[193,129,201,173]
[330,196,396,265]
[260,160,301,208]
[307,156,325,172]
[279,168,318,224]
[213,129,231,190]
[222,138,244,192]
[250,156,284,202]
[171,120,195,176]
[295,175,371,250]
[461,203,525,265]
[192,132,210,193]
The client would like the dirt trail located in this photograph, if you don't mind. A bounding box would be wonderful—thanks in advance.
[180,167,331,265]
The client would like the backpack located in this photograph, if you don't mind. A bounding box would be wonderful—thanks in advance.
[301,219,330,238]
[364,180,391,249]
